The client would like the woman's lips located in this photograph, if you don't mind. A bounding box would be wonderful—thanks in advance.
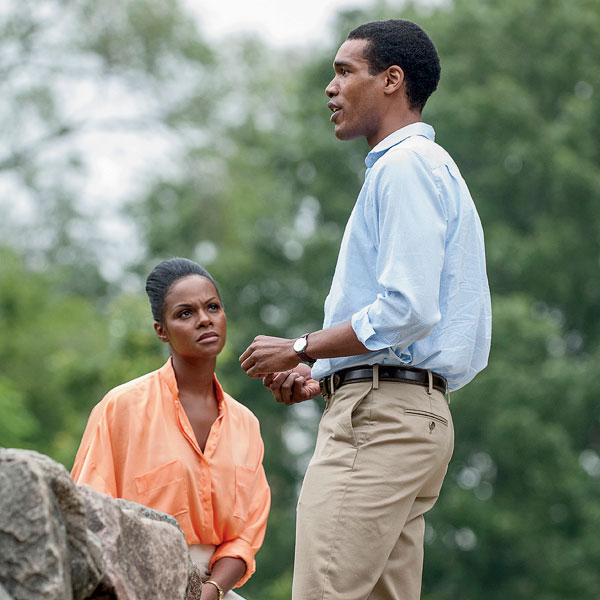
[197,333,219,343]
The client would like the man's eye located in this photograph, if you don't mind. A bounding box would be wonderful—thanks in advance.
[340,68,348,76]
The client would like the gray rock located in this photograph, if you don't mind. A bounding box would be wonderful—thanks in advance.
[79,485,190,600]
[0,448,103,600]
[0,583,14,600]
[0,449,203,600]
[113,498,203,600]
[185,567,203,600]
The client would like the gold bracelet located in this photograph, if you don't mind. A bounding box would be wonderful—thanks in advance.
[204,579,224,599]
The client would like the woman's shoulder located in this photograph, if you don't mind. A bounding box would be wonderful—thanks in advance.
[221,390,261,429]
[96,366,165,417]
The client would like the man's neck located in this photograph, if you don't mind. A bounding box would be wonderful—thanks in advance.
[367,109,422,148]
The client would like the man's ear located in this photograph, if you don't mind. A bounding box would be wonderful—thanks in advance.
[154,322,169,343]
[383,65,405,95]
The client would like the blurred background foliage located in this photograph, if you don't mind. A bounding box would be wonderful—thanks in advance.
[1,0,599,598]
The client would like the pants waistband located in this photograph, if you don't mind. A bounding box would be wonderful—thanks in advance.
[319,364,448,398]
[189,544,216,571]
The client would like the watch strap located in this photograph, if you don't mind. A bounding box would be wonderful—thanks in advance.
[295,333,315,365]
[297,349,314,364]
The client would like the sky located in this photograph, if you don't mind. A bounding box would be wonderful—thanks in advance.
[183,0,371,48]
[4,0,388,282]
[5,0,445,281]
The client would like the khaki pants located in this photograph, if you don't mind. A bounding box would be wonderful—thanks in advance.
[293,379,454,600]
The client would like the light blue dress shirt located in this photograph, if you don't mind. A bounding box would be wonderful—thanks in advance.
[311,122,491,391]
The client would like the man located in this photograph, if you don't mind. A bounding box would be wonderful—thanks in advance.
[240,19,491,600]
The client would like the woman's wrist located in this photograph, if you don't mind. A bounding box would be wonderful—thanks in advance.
[200,580,220,600]
[203,579,224,599]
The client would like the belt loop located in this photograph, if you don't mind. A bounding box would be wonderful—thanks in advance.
[427,370,433,395]
[330,373,336,396]
[445,380,451,404]
[372,364,379,390]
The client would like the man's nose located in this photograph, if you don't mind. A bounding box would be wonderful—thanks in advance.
[325,79,338,98]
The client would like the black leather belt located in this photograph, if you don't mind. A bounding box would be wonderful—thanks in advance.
[319,365,447,398]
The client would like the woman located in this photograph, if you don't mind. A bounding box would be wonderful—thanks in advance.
[72,258,270,599]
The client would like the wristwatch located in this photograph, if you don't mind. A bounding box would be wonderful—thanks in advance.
[293,333,315,365]
[204,579,224,599]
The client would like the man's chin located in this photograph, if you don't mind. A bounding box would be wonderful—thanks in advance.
[334,126,359,141]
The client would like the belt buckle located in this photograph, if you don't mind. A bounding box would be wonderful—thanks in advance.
[319,378,329,398]
[319,373,341,399]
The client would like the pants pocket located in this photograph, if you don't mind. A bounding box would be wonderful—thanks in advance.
[404,408,449,427]
[329,383,373,447]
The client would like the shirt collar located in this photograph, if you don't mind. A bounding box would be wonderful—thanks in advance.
[365,122,435,168]
[158,357,225,411]
[159,357,179,397]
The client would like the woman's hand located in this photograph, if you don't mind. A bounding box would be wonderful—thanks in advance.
[263,364,321,405]
[199,556,246,599]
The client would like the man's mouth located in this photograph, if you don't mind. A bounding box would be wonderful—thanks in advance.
[328,102,341,122]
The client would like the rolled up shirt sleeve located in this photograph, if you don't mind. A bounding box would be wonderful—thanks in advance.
[351,149,447,352]
[210,455,271,587]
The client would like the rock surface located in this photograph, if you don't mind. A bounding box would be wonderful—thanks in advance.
[0,584,14,600]
[0,448,203,600]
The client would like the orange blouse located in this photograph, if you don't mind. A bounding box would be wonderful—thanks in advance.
[71,359,270,587]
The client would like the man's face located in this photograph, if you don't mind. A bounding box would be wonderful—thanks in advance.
[325,39,386,147]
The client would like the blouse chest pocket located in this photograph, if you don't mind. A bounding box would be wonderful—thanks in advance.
[134,459,189,518]
[233,465,257,522]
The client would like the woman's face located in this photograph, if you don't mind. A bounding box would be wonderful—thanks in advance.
[154,275,226,360]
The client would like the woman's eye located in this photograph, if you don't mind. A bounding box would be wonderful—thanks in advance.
[208,303,221,311]
[179,310,192,318]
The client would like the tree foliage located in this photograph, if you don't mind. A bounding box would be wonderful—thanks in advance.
[1,0,599,598]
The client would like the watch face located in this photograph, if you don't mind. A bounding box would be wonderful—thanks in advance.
[293,337,307,353]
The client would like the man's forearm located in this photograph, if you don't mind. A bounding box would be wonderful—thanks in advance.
[303,321,370,360]
[239,321,371,378]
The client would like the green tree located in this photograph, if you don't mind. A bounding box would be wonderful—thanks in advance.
[2,0,600,598]
[0,247,165,460]
[419,1,600,596]
[129,1,600,597]
[0,0,215,294]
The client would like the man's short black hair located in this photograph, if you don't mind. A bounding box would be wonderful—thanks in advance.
[347,19,440,112]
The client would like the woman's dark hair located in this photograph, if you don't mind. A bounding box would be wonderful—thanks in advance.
[347,19,441,112]
[145,257,220,323]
